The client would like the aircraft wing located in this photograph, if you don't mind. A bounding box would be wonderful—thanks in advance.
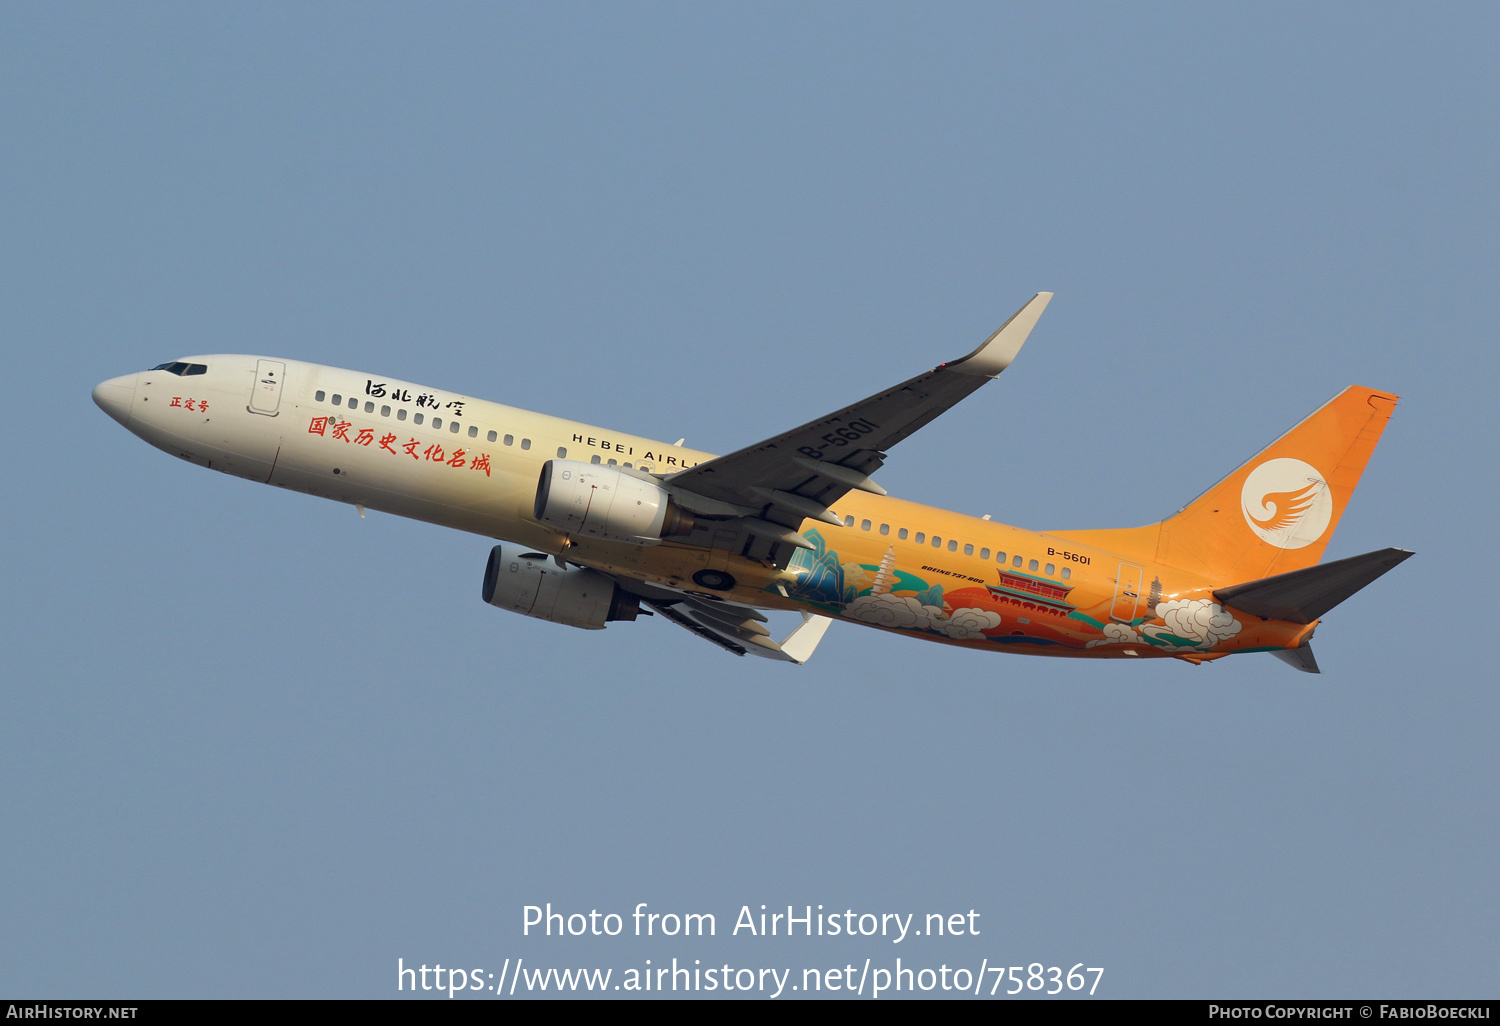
[645,599,832,663]
[611,575,833,662]
[663,292,1052,560]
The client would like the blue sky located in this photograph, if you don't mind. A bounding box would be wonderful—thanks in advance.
[2,3,1497,998]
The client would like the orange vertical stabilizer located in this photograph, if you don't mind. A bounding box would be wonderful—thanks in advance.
[1054,386,1398,585]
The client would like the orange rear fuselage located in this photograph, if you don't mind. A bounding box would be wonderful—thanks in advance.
[572,492,1310,663]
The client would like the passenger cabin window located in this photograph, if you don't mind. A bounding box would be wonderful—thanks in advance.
[948,539,958,551]
[1045,563,1055,575]
[432,418,442,429]
[591,455,601,464]
[315,390,326,402]
[1013,556,1023,567]
[381,405,390,417]
[487,430,497,442]
[1061,567,1072,580]
[861,519,871,531]
[1029,559,1039,572]
[996,551,1006,563]
[898,528,909,540]
[980,548,989,559]
[332,393,343,404]
[450,421,460,434]
[398,409,407,421]
[520,439,531,450]
[879,524,889,536]
[557,447,567,458]
[914,532,925,544]
[469,425,478,438]
[364,401,374,413]
[964,543,974,555]
[844,515,855,527]
[932,536,942,548]
[347,397,357,409]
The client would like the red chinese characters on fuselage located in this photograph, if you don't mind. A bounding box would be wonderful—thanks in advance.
[308,416,491,476]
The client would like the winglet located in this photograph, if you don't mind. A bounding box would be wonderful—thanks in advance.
[949,292,1053,377]
[777,614,833,664]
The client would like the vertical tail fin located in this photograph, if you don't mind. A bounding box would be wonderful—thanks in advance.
[1157,386,1398,582]
[1052,386,1398,583]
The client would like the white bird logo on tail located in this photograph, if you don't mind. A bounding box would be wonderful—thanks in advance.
[1241,458,1335,549]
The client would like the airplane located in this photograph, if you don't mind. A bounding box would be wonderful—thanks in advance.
[92,293,1409,671]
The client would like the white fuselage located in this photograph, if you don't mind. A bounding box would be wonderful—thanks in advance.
[93,355,721,569]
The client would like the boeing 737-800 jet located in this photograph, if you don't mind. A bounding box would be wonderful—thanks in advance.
[92,293,1409,670]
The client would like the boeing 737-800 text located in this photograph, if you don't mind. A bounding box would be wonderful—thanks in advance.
[92,293,1409,670]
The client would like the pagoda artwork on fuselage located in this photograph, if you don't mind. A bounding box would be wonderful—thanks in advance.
[773,528,1245,653]
[984,567,1078,617]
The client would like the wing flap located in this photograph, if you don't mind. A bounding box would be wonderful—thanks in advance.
[617,575,834,664]
[645,600,749,657]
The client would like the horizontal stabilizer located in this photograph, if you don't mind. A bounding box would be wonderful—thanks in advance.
[1215,547,1413,624]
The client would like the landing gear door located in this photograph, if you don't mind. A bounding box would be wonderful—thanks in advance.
[249,360,286,416]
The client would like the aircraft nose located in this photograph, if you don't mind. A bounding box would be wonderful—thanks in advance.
[92,374,137,427]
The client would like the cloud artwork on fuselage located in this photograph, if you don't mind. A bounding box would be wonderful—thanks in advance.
[92,292,1411,672]
[782,527,1235,652]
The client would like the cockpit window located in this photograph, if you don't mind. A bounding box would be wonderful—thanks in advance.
[150,362,208,376]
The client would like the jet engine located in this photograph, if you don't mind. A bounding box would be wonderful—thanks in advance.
[481,545,641,630]
[533,460,694,544]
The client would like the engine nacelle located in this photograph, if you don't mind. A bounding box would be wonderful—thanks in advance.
[533,460,694,544]
[481,545,640,630]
